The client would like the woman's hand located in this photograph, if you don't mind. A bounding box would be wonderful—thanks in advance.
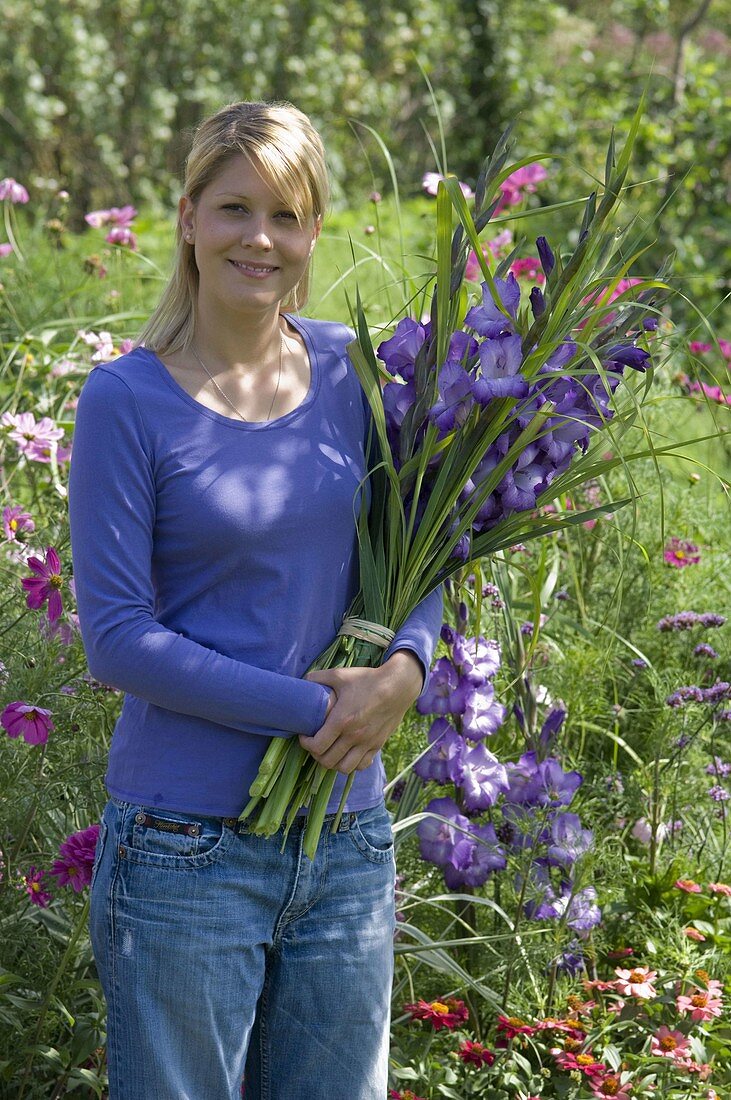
[299,650,424,775]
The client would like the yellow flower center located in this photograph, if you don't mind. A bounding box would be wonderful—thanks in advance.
[9,518,17,530]
[691,993,708,1007]
[676,550,686,559]
[602,1078,620,1096]
[24,710,38,722]
[49,573,63,589]
[660,1036,677,1051]
[430,1002,450,1015]
[577,1053,596,1065]
[628,969,647,983]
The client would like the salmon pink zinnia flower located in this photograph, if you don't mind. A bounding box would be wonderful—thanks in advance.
[676,980,723,1021]
[591,1074,632,1099]
[613,966,657,999]
[651,1026,691,1061]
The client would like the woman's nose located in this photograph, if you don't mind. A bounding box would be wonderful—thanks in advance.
[242,216,273,250]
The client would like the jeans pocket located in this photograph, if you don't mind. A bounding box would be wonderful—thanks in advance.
[90,815,108,891]
[122,805,232,868]
[348,802,395,864]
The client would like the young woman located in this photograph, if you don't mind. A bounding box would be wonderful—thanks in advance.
[68,100,442,1100]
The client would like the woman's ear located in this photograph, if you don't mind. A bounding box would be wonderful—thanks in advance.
[179,195,195,243]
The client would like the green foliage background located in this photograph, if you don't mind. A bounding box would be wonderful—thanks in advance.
[2,0,729,332]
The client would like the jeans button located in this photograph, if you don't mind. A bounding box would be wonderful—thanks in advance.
[187,824,201,837]
[134,812,146,824]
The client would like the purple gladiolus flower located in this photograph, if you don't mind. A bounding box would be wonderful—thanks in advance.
[461,683,507,740]
[429,361,475,432]
[541,341,577,373]
[546,813,594,866]
[416,657,473,716]
[465,274,520,339]
[473,335,527,401]
[536,236,555,277]
[565,886,602,936]
[417,797,472,869]
[458,743,509,809]
[605,344,650,372]
[555,941,585,977]
[413,719,464,785]
[535,758,583,806]
[451,635,501,684]
[443,822,506,889]
[447,330,479,365]
[504,752,542,804]
[539,707,566,750]
[529,287,545,319]
[376,318,428,381]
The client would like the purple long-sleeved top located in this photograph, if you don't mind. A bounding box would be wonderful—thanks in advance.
[67,314,442,816]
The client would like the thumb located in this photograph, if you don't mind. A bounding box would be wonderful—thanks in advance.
[304,668,341,689]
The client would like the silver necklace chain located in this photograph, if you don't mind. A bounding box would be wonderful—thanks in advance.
[190,331,284,423]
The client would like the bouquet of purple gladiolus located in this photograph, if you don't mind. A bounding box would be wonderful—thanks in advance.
[241,99,668,858]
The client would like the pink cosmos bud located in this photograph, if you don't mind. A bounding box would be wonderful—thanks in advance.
[0,178,30,203]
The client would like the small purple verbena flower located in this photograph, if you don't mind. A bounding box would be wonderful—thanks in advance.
[666,685,704,707]
[705,757,731,778]
[708,785,729,803]
[632,657,648,669]
[703,681,731,705]
[656,611,726,632]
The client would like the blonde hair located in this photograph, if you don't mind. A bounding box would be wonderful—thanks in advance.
[137,101,330,355]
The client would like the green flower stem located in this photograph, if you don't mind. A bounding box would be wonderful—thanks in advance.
[303,767,339,860]
[17,896,90,1100]
[245,736,290,801]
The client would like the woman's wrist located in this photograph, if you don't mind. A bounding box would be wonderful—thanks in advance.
[381,649,425,705]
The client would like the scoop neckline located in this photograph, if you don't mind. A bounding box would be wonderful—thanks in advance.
[146,313,319,431]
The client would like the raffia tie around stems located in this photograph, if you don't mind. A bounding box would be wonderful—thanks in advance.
[336,616,395,649]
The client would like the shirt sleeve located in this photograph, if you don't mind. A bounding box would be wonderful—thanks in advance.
[353,337,443,701]
[67,367,332,738]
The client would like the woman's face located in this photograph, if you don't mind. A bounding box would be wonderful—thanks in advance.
[180,153,321,320]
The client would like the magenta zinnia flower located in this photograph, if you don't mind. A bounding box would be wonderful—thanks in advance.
[1,701,55,745]
[21,546,64,621]
[404,997,469,1030]
[651,1026,691,1062]
[49,824,100,892]
[664,537,701,567]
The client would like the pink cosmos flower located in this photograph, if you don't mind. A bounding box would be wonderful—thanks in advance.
[0,177,29,203]
[687,380,731,406]
[49,824,100,892]
[1,701,55,745]
[494,164,548,213]
[105,225,138,250]
[613,966,657,1000]
[664,537,701,567]
[20,866,53,907]
[78,329,115,361]
[465,231,514,280]
[708,882,731,896]
[0,242,14,257]
[21,546,64,621]
[2,411,66,458]
[421,172,474,199]
[684,928,706,942]
[3,505,35,543]
[118,338,134,355]
[675,879,702,893]
[510,257,545,284]
[651,1026,691,1062]
[676,980,723,1021]
[84,204,137,228]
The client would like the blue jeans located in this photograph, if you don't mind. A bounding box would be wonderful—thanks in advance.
[89,795,397,1099]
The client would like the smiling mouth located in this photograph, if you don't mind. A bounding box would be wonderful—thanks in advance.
[229,259,279,274]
